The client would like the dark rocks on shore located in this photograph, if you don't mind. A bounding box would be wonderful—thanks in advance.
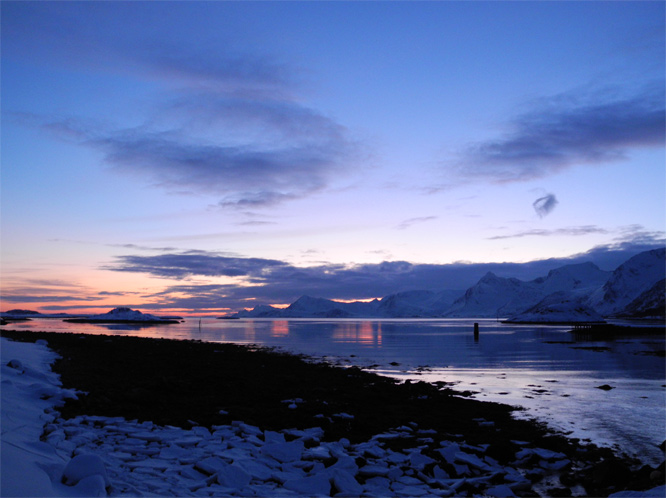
[596,384,615,391]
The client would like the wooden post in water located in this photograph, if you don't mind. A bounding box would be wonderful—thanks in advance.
[473,322,479,341]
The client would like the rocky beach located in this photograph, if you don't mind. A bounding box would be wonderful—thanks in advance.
[2,329,665,497]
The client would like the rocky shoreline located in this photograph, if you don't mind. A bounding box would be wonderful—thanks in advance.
[2,329,664,497]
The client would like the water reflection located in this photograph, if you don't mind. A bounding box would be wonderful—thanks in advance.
[332,321,382,345]
[270,321,289,338]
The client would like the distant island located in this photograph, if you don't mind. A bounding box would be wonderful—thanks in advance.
[64,307,181,324]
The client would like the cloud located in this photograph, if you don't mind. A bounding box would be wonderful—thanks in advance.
[7,4,362,208]
[0,295,103,303]
[101,236,665,311]
[28,93,360,207]
[395,216,438,230]
[487,225,609,240]
[532,193,558,218]
[455,84,665,182]
[106,252,290,279]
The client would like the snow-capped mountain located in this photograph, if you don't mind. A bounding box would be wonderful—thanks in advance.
[375,290,459,317]
[444,272,538,318]
[231,250,664,321]
[445,262,610,318]
[614,278,665,319]
[506,291,605,324]
[587,248,665,316]
[281,296,378,318]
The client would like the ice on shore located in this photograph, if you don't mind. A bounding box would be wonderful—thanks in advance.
[2,337,664,497]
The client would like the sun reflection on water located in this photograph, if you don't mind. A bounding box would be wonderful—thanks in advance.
[332,321,382,345]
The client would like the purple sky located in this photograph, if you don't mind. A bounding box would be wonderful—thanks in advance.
[2,2,664,314]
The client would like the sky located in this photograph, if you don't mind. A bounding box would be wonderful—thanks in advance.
[1,1,664,315]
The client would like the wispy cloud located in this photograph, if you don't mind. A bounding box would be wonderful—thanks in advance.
[395,216,438,230]
[533,193,558,218]
[487,225,609,240]
[455,84,665,183]
[7,4,363,209]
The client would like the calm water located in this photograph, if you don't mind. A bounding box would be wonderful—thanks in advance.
[4,317,665,465]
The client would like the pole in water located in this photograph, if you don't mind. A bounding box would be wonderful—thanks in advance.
[473,322,479,341]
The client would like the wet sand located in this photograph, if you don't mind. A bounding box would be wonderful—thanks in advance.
[2,329,663,496]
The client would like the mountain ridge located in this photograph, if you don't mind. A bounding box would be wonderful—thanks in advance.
[231,249,665,321]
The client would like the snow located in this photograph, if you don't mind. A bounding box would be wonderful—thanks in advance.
[2,337,663,497]
[506,292,606,323]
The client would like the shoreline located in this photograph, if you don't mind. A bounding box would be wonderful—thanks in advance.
[2,329,664,497]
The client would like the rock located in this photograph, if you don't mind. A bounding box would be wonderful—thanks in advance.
[304,446,331,460]
[284,473,331,495]
[596,384,615,391]
[455,451,490,471]
[486,484,516,497]
[409,451,436,470]
[234,458,273,481]
[532,448,567,460]
[194,456,228,475]
[433,465,450,479]
[215,463,252,489]
[452,463,471,477]
[363,476,392,494]
[62,454,110,488]
[264,430,286,444]
[609,485,666,497]
[329,455,359,475]
[437,442,460,464]
[539,459,571,471]
[330,468,363,496]
[72,474,108,497]
[392,483,430,496]
[261,441,305,463]
[359,465,391,477]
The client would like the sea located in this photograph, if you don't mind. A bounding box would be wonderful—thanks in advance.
[5,317,665,466]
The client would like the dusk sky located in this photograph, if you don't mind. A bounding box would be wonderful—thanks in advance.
[2,1,665,315]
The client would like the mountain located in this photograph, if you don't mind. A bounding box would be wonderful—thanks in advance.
[444,272,538,318]
[587,248,665,316]
[281,296,376,318]
[614,278,665,319]
[375,290,460,317]
[506,291,605,324]
[235,305,284,318]
[231,250,663,320]
[445,262,610,318]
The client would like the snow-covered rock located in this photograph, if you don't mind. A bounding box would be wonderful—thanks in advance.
[62,454,110,488]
